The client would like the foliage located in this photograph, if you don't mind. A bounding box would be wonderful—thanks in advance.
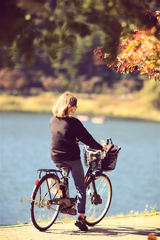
[0,0,160,94]
[0,0,159,68]
[50,29,107,80]
[94,9,160,81]
[0,68,29,94]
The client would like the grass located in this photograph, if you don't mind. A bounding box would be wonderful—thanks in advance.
[0,80,160,122]
[107,204,159,219]
[16,204,159,226]
[55,204,159,224]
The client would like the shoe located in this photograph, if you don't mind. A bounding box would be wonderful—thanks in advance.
[75,216,88,231]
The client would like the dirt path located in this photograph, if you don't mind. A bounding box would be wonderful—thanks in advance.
[0,214,160,240]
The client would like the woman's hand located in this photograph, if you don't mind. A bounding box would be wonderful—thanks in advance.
[102,146,107,152]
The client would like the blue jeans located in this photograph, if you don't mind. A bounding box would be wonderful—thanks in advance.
[57,159,86,214]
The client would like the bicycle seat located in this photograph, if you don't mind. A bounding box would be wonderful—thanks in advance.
[56,163,72,170]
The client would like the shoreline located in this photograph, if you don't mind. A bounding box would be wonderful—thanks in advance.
[0,110,160,123]
[0,88,160,122]
[1,210,159,227]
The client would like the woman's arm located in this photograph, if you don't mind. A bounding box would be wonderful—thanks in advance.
[73,118,104,150]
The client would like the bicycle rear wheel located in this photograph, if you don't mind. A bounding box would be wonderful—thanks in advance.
[85,172,112,226]
[31,173,61,231]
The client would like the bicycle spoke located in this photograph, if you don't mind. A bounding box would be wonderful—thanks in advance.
[31,174,60,231]
[85,174,112,226]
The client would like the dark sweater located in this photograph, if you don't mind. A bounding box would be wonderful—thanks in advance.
[50,116,103,162]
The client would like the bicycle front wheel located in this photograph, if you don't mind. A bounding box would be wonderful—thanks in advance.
[85,173,112,226]
[31,173,61,231]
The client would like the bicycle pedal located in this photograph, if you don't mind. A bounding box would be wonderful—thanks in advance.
[68,208,77,215]
[61,208,77,215]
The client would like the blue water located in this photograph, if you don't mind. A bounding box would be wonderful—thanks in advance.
[0,112,160,225]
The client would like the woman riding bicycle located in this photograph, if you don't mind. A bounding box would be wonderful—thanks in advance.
[50,92,106,231]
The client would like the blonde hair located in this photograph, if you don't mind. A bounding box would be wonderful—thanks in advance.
[52,92,77,118]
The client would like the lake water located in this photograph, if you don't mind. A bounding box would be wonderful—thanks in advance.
[0,112,160,225]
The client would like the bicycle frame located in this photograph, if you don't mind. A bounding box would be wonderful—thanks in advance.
[20,140,119,231]
[21,142,103,206]
[21,163,102,215]
[37,168,78,215]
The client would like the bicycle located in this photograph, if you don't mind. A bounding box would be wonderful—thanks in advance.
[21,138,121,231]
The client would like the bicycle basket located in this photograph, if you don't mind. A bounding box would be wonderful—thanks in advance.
[83,138,121,171]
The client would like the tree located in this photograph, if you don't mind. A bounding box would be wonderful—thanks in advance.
[0,0,159,70]
[0,68,29,94]
[94,9,160,81]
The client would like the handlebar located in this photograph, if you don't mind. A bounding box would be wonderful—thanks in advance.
[78,141,103,154]
[84,145,101,162]
[84,145,101,154]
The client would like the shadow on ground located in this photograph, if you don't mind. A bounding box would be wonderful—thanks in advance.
[46,226,160,238]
